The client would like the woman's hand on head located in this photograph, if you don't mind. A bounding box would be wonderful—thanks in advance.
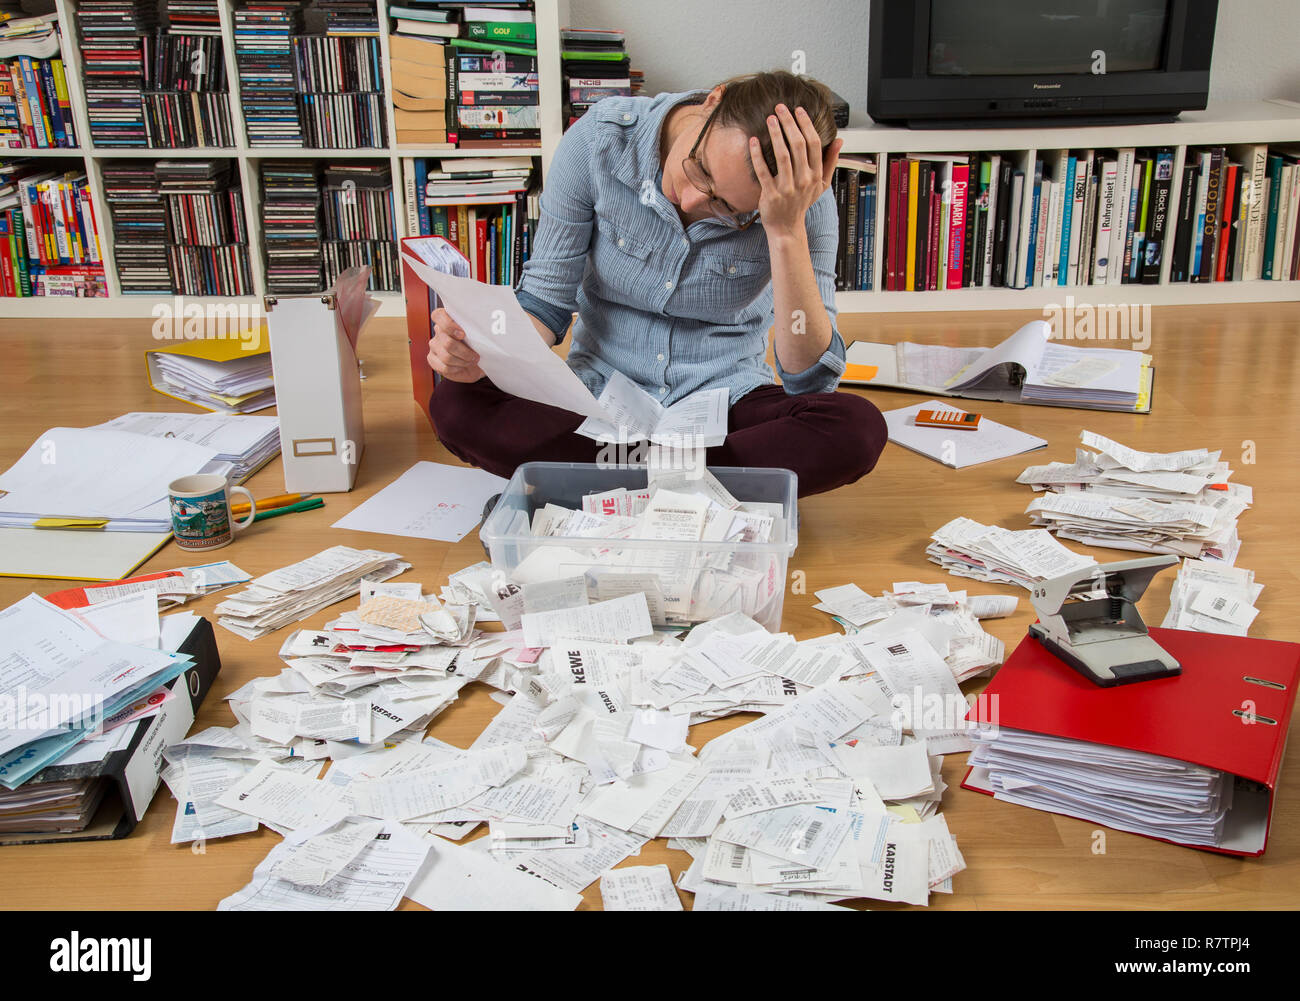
[749,103,843,237]
[427,307,485,382]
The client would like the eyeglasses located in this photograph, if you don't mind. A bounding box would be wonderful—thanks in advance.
[682,105,759,231]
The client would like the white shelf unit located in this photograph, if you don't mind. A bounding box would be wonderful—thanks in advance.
[0,0,571,316]
[4,2,1297,317]
[837,99,1300,312]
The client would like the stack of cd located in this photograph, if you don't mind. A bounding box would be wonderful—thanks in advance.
[317,0,379,35]
[261,160,324,293]
[76,0,158,147]
[143,33,235,147]
[156,160,253,295]
[101,162,171,293]
[321,162,396,290]
[233,1,304,146]
[163,0,222,34]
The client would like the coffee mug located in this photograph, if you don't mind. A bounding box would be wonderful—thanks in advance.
[168,473,256,552]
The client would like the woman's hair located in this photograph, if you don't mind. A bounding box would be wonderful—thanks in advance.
[709,70,839,179]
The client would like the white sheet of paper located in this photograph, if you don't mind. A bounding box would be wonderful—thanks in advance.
[884,401,1048,470]
[332,461,507,543]
[401,251,608,421]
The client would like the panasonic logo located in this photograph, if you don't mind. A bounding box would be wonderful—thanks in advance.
[1032,83,1062,90]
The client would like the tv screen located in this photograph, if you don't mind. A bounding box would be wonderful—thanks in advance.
[927,0,1171,77]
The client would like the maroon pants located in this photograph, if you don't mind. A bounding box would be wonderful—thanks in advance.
[431,377,888,498]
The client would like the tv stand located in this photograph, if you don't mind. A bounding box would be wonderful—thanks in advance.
[903,113,1181,130]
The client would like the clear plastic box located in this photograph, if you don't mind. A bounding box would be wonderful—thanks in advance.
[480,462,799,631]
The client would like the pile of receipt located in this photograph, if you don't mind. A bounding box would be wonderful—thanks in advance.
[159,562,1022,910]
[1017,430,1251,562]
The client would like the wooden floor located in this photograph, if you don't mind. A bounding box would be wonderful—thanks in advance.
[1,301,1299,910]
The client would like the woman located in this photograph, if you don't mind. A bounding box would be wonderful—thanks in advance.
[427,70,887,497]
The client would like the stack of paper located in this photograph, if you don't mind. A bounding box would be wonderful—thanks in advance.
[927,516,1097,590]
[1018,431,1251,562]
[214,546,411,640]
[970,727,1232,849]
[1161,559,1263,636]
[1020,344,1147,409]
[0,593,196,798]
[0,426,229,532]
[814,580,1011,684]
[93,412,281,483]
[151,351,275,414]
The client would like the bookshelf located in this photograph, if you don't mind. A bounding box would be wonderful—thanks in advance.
[836,99,1300,312]
[0,0,571,316]
[2,0,1297,317]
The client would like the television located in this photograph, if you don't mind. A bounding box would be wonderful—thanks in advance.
[868,0,1219,128]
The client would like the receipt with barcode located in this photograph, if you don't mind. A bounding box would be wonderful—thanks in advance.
[714,804,852,871]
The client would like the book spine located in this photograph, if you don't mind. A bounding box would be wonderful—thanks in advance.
[1239,145,1268,281]
[946,163,968,290]
[402,157,418,237]
[1021,159,1042,288]
[1056,155,1075,285]
[1215,162,1238,283]
[1000,169,1022,288]
[1198,147,1223,282]
[1108,147,1135,286]
[1034,178,1052,286]
[444,45,459,145]
[1270,160,1295,279]
[1122,158,1147,283]
[1283,163,1300,280]
[18,56,46,148]
[916,163,933,291]
[465,22,537,44]
[972,156,990,286]
[1078,159,1098,285]
[1189,153,1210,280]
[960,155,977,288]
[51,58,74,147]
[1261,154,1284,279]
[1142,150,1174,284]
[905,159,918,292]
[926,166,941,291]
[981,154,1000,288]
[1066,153,1088,285]
[861,178,875,290]
[847,169,857,288]
[414,157,430,235]
[991,158,1012,287]
[475,211,487,280]
[1093,159,1116,284]
[893,158,908,291]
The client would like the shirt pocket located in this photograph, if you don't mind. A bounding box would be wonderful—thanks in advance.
[700,253,771,307]
[592,224,660,305]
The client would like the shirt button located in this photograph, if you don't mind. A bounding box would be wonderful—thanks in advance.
[622,113,631,120]
[664,280,673,289]
[659,388,667,395]
[617,238,625,247]
[728,266,737,274]
[657,353,665,361]
[681,237,689,246]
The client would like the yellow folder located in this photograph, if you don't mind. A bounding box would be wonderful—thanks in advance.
[144,325,271,413]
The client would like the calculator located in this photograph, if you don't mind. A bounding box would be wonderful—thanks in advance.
[915,409,982,431]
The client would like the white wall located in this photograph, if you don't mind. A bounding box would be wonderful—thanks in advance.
[569,0,1300,118]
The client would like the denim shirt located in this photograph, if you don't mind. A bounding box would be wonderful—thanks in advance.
[515,89,847,407]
